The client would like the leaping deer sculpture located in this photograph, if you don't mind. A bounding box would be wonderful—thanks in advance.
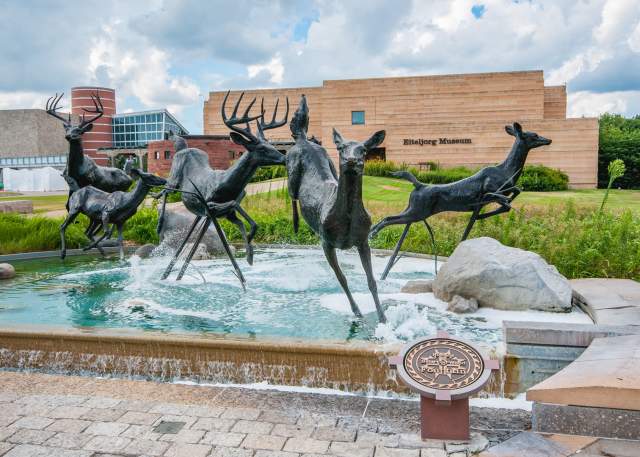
[155,91,289,284]
[46,93,133,202]
[369,122,552,279]
[287,95,387,323]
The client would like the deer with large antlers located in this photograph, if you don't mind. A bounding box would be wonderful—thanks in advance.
[46,93,133,202]
[156,91,289,283]
[287,95,387,323]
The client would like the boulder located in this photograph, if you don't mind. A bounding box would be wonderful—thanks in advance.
[432,237,572,312]
[183,242,213,260]
[135,244,157,259]
[0,263,16,280]
[158,203,230,256]
[401,279,434,294]
[447,295,478,314]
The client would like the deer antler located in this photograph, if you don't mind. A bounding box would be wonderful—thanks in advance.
[79,92,104,128]
[45,93,69,125]
[257,97,289,139]
[221,91,262,143]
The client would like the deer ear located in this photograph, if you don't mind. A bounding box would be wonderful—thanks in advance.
[82,123,94,133]
[505,125,515,136]
[513,122,523,135]
[230,132,252,147]
[364,130,385,150]
[332,128,345,148]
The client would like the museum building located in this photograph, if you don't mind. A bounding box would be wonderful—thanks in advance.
[204,70,598,188]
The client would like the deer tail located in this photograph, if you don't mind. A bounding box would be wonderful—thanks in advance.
[391,171,424,189]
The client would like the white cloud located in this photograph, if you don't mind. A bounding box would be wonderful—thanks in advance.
[248,54,285,85]
[0,91,52,110]
[568,90,640,117]
[628,21,640,52]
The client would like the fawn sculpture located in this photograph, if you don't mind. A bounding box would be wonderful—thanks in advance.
[60,168,166,260]
[156,92,288,284]
[287,95,387,323]
[369,122,552,279]
[46,93,133,202]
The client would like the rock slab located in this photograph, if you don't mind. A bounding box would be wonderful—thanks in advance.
[432,237,572,312]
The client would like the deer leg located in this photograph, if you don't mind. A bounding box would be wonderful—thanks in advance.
[380,223,411,280]
[161,216,202,280]
[210,216,246,291]
[461,207,481,241]
[85,220,106,256]
[235,205,258,265]
[116,224,125,260]
[176,218,211,281]
[369,211,420,240]
[476,202,512,220]
[358,243,386,323]
[227,212,253,266]
[322,245,363,319]
[59,211,79,260]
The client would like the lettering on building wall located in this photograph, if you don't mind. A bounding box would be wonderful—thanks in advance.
[403,138,473,146]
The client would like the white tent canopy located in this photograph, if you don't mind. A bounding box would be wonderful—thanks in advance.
[3,167,69,192]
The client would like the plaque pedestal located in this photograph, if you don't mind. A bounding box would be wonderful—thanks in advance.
[420,396,469,440]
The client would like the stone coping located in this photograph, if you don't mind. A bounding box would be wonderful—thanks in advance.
[503,321,640,347]
[526,334,640,411]
[571,278,640,326]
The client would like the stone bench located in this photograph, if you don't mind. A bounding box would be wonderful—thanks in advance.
[527,334,640,439]
[0,200,33,214]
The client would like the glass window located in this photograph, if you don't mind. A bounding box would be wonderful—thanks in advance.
[154,151,159,160]
[351,111,365,125]
[164,150,171,160]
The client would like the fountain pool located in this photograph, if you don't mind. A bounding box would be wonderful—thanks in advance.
[0,247,590,346]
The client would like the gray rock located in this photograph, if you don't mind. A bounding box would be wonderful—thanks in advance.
[158,203,228,256]
[401,279,433,294]
[432,237,572,312]
[135,243,156,259]
[0,263,15,279]
[184,242,213,260]
[447,295,478,313]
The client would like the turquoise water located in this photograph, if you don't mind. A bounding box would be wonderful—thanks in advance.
[0,248,506,343]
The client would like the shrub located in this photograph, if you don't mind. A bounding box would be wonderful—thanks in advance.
[598,113,640,189]
[519,165,569,191]
[249,165,287,183]
[364,160,475,184]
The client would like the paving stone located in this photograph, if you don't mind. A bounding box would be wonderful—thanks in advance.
[116,399,155,412]
[47,406,91,419]
[83,435,131,452]
[149,403,224,418]
[10,417,54,430]
[192,417,236,432]
[117,410,161,425]
[201,431,246,447]
[241,433,286,451]
[6,429,55,445]
[448,453,466,457]
[164,442,212,457]
[153,420,186,434]
[221,408,261,420]
[283,437,329,454]
[446,433,489,454]
[120,424,162,441]
[0,417,20,428]
[211,446,254,457]
[44,432,93,449]
[122,438,170,456]
[329,441,374,457]
[0,428,17,442]
[297,413,336,427]
[153,414,197,429]
[271,423,314,439]
[4,444,91,457]
[159,428,205,443]
[232,420,274,435]
[46,419,91,434]
[313,425,356,442]
[254,451,300,457]
[375,446,420,457]
[83,421,129,437]
[398,433,444,449]
[184,405,226,418]
[477,432,570,457]
[420,449,446,457]
[259,411,299,425]
[355,431,399,448]
[2,402,50,417]
[0,393,18,403]
[0,442,13,457]
[79,408,125,422]
[81,397,121,409]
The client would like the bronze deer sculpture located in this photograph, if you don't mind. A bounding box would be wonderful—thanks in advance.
[156,91,289,284]
[46,93,133,204]
[369,122,552,279]
[287,95,387,323]
[60,169,166,260]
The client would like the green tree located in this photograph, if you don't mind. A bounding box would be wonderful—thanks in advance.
[598,113,640,189]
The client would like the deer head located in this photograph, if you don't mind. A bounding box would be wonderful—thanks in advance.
[505,122,552,150]
[129,168,167,187]
[222,91,289,166]
[46,92,104,141]
[332,129,386,176]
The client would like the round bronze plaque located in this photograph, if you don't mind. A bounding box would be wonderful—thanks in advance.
[403,338,484,391]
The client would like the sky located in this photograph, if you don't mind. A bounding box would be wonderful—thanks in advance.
[1,0,639,133]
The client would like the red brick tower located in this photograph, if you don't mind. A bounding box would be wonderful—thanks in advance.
[71,86,115,165]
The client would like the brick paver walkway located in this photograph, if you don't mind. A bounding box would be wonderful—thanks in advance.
[0,371,529,457]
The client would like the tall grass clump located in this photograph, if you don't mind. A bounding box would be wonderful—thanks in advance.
[0,213,86,254]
